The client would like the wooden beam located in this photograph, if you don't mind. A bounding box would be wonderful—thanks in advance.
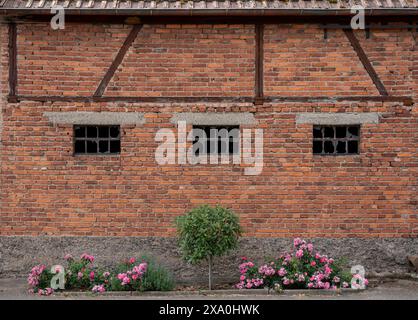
[265,96,412,103]
[93,24,143,98]
[343,29,388,96]
[16,95,413,104]
[254,24,264,105]
[8,23,18,103]
[17,96,255,103]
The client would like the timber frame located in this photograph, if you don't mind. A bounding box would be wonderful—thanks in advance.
[6,15,417,106]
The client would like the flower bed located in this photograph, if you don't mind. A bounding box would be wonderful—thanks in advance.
[27,254,174,296]
[236,238,368,291]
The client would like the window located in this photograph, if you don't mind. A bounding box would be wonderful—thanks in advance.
[192,126,240,156]
[313,125,359,155]
[74,125,121,155]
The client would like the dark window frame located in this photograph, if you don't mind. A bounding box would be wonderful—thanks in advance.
[192,125,240,156]
[73,125,121,155]
[313,125,360,156]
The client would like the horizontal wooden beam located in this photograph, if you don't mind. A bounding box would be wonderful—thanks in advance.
[16,96,255,103]
[265,96,412,103]
[6,14,416,25]
[321,23,418,30]
[15,95,413,104]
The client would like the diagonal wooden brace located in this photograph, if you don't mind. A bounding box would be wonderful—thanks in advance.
[93,24,143,98]
[343,29,388,96]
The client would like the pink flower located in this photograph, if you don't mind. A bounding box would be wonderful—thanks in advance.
[89,271,95,280]
[129,257,136,264]
[103,272,110,278]
[92,284,106,293]
[293,238,304,247]
[80,253,95,263]
[307,282,314,288]
[307,243,314,252]
[278,268,287,277]
[296,249,303,259]
[64,254,73,261]
[241,257,247,261]
[258,265,275,276]
[324,282,330,289]
[324,265,332,276]
[310,261,316,267]
[77,272,83,279]
[122,277,131,285]
[333,276,340,283]
[240,275,245,281]
[364,279,369,286]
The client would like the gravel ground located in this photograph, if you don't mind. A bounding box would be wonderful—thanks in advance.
[1,278,417,300]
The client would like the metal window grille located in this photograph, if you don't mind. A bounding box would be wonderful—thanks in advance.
[74,125,121,155]
[192,126,240,156]
[313,125,360,155]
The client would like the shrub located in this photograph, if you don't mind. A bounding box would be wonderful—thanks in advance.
[105,256,174,292]
[110,257,148,291]
[27,264,54,295]
[176,205,242,290]
[65,253,99,290]
[28,253,174,294]
[237,238,368,290]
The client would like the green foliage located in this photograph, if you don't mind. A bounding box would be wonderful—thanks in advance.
[65,259,94,290]
[110,255,174,292]
[176,205,242,264]
[140,256,175,291]
[332,257,352,283]
[37,269,54,290]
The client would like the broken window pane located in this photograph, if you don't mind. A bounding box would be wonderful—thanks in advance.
[313,127,322,139]
[336,127,346,138]
[324,126,334,138]
[110,140,121,153]
[99,140,109,153]
[99,126,109,138]
[324,141,335,153]
[74,126,85,138]
[337,140,347,153]
[313,141,323,154]
[87,126,97,138]
[86,140,98,153]
[348,126,359,138]
[313,125,359,155]
[74,140,85,153]
[348,140,358,154]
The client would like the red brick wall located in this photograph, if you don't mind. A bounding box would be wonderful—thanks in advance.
[0,23,416,238]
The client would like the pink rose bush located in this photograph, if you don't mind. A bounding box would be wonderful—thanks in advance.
[112,258,148,291]
[236,238,367,290]
[27,264,54,295]
[27,254,174,295]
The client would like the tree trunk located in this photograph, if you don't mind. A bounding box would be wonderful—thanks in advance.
[208,255,213,290]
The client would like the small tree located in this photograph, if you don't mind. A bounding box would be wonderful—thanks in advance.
[175,205,242,290]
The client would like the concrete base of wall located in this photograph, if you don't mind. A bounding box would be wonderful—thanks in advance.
[1,237,417,284]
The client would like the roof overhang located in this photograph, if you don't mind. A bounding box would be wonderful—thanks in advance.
[1,8,418,16]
